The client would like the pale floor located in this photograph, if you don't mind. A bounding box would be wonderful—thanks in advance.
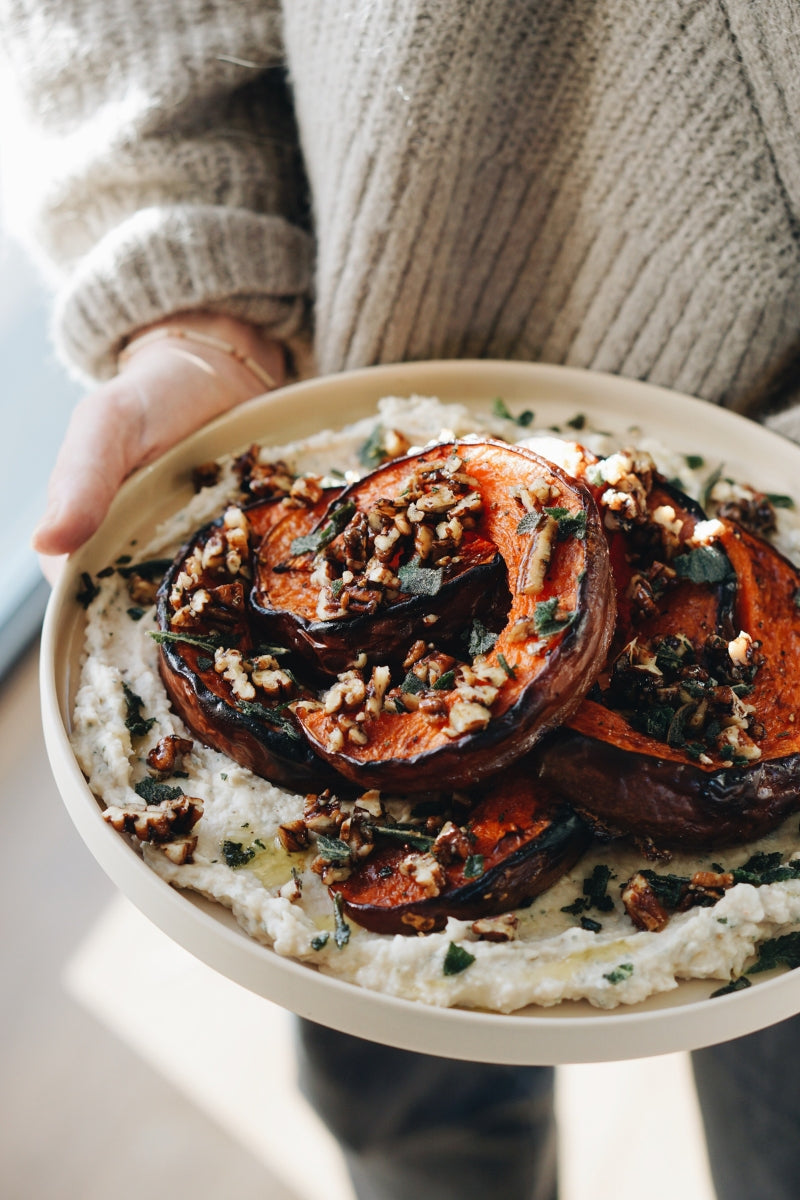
[1,642,718,1200]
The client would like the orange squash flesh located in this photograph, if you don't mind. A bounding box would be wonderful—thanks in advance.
[251,492,502,676]
[539,509,800,849]
[333,771,591,934]
[297,440,615,791]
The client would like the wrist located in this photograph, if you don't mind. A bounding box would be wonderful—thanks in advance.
[118,311,286,394]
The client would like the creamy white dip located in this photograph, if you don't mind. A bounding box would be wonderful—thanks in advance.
[71,396,800,1012]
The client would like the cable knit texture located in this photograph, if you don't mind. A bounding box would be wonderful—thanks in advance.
[1,0,800,424]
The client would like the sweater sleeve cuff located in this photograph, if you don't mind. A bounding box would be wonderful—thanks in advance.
[764,403,800,445]
[53,204,313,381]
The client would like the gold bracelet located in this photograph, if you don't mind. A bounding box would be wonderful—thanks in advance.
[118,326,278,390]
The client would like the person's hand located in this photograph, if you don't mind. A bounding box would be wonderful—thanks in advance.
[32,312,286,581]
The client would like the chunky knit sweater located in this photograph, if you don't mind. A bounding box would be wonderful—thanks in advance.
[2,0,800,436]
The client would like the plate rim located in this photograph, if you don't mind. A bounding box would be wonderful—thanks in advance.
[41,358,800,1065]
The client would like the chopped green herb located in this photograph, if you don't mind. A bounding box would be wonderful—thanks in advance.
[432,669,456,691]
[122,682,156,739]
[493,397,514,420]
[126,606,147,621]
[358,426,388,468]
[732,853,800,888]
[544,506,587,540]
[115,554,133,565]
[580,916,602,933]
[236,700,301,740]
[222,840,255,869]
[516,510,543,535]
[116,558,172,580]
[333,893,351,948]
[492,397,534,425]
[639,869,690,909]
[397,562,443,596]
[76,572,100,608]
[134,777,184,805]
[290,502,357,557]
[468,618,498,657]
[463,854,485,879]
[220,772,228,781]
[150,629,232,654]
[311,932,330,951]
[709,976,751,998]
[685,454,705,470]
[565,413,587,430]
[583,864,615,912]
[370,825,435,852]
[673,544,733,585]
[254,839,266,850]
[443,942,476,975]
[701,464,725,510]
[747,932,800,975]
[533,597,576,638]
[604,963,634,985]
[316,834,352,864]
[400,671,426,696]
[767,493,795,509]
[561,864,615,916]
[497,653,516,679]
[330,578,344,598]
[196,655,215,672]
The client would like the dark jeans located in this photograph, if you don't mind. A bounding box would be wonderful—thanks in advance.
[297,1013,800,1200]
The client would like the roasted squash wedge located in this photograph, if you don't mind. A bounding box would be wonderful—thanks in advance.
[296,440,615,791]
[332,771,591,934]
[155,496,337,789]
[539,468,800,848]
[250,466,503,676]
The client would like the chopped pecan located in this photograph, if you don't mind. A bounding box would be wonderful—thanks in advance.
[278,819,311,853]
[146,734,194,773]
[621,872,670,932]
[471,913,519,942]
[103,794,203,844]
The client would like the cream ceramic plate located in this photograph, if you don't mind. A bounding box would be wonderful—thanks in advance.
[41,360,800,1064]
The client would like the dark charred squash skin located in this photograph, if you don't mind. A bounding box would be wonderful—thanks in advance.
[250,493,503,675]
[538,727,800,848]
[333,773,591,934]
[157,643,333,789]
[156,497,338,790]
[298,440,615,792]
[539,512,800,849]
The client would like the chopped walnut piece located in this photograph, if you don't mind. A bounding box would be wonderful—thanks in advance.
[127,573,161,606]
[103,794,203,844]
[159,837,198,865]
[471,913,519,942]
[444,700,492,738]
[679,871,734,909]
[214,647,255,700]
[521,513,559,595]
[432,820,472,863]
[278,819,311,853]
[192,460,222,491]
[400,912,438,933]
[354,789,384,819]
[303,790,344,834]
[146,735,194,773]
[398,852,446,897]
[311,856,351,884]
[621,872,670,932]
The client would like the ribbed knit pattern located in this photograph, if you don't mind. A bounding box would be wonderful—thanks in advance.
[2,0,800,424]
